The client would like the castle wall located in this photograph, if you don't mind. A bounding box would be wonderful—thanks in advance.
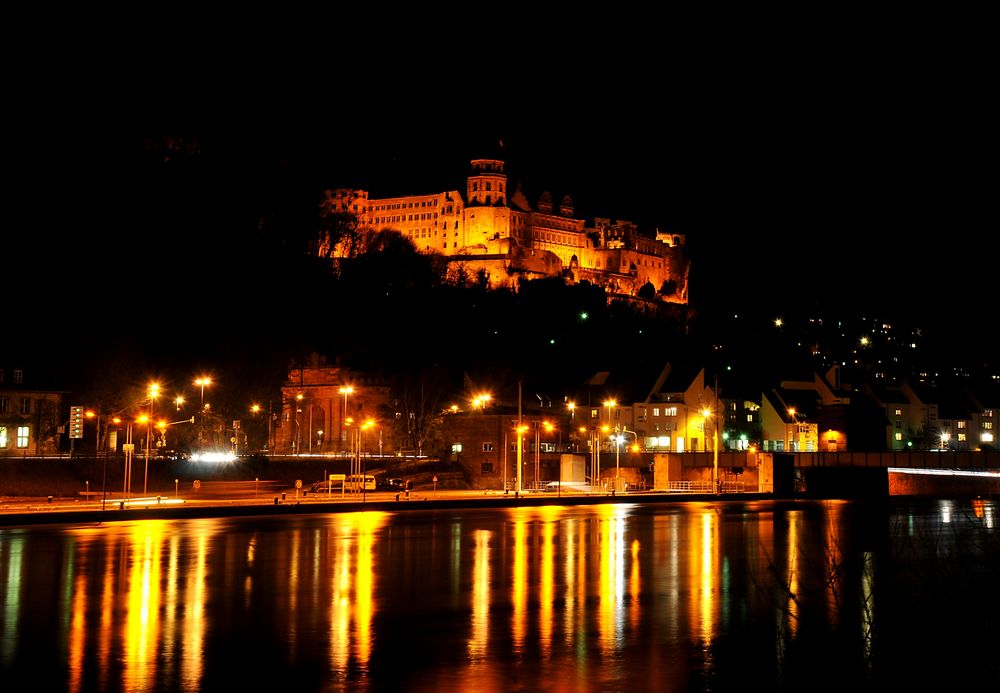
[322,158,689,303]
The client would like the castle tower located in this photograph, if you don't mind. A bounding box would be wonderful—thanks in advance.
[463,159,511,248]
[467,159,507,207]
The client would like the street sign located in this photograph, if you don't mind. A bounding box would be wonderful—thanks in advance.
[69,406,84,439]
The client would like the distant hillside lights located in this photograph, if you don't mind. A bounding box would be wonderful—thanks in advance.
[318,158,690,303]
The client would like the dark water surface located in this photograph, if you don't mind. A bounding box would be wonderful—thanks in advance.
[1,499,997,691]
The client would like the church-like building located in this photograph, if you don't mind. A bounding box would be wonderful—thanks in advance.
[321,158,689,302]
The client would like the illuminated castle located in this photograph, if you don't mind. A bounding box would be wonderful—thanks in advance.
[321,158,689,303]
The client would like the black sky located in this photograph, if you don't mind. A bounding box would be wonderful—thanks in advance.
[7,17,994,371]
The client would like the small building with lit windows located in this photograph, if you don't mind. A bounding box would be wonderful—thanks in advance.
[0,366,63,456]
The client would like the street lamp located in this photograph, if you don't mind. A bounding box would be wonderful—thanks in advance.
[295,393,304,455]
[604,399,617,427]
[195,377,211,444]
[516,424,528,495]
[472,393,492,412]
[143,383,160,495]
[702,406,718,493]
[567,401,576,422]
[787,407,797,452]
[174,395,185,412]
[361,419,375,501]
[339,385,354,447]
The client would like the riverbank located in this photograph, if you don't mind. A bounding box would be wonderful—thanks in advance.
[0,488,780,527]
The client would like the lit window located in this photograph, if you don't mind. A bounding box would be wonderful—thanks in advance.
[983,433,994,443]
[957,421,966,429]
[16,426,29,448]
[451,443,463,453]
[591,409,598,419]
[0,426,6,447]
[958,433,967,442]
[665,407,677,417]
[652,407,660,417]
[984,410,994,418]
[894,432,903,441]
[747,414,754,423]
[894,408,902,416]
[985,422,994,430]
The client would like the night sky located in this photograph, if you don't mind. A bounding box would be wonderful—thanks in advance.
[6,19,993,381]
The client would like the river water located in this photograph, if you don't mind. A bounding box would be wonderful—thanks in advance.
[1,498,997,691]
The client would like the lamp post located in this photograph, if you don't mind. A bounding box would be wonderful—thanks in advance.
[516,424,527,495]
[123,420,134,504]
[339,385,354,450]
[195,377,211,445]
[787,407,797,453]
[703,406,718,493]
[361,419,375,502]
[143,383,160,495]
[614,428,623,488]
[295,393,304,455]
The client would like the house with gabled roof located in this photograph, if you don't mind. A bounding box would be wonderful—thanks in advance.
[962,381,999,450]
[628,363,717,453]
[900,380,974,450]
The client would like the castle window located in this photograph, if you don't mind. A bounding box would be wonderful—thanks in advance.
[472,182,478,191]
[485,182,491,191]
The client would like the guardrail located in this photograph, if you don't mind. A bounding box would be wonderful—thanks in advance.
[664,480,713,493]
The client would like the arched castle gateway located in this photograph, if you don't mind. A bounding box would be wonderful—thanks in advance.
[322,158,689,303]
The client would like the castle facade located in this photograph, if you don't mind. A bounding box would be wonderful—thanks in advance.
[322,158,689,302]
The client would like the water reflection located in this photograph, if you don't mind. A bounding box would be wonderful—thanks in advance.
[0,499,998,691]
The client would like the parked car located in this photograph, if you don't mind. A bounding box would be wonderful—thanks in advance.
[378,477,405,491]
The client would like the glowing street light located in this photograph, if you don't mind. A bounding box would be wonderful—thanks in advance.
[195,377,211,444]
[786,407,797,453]
[604,399,616,426]
[567,401,576,421]
[472,393,492,412]
[143,383,160,495]
[339,385,354,446]
[174,395,185,411]
[702,406,718,493]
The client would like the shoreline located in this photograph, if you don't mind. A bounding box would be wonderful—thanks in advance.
[0,489,782,527]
